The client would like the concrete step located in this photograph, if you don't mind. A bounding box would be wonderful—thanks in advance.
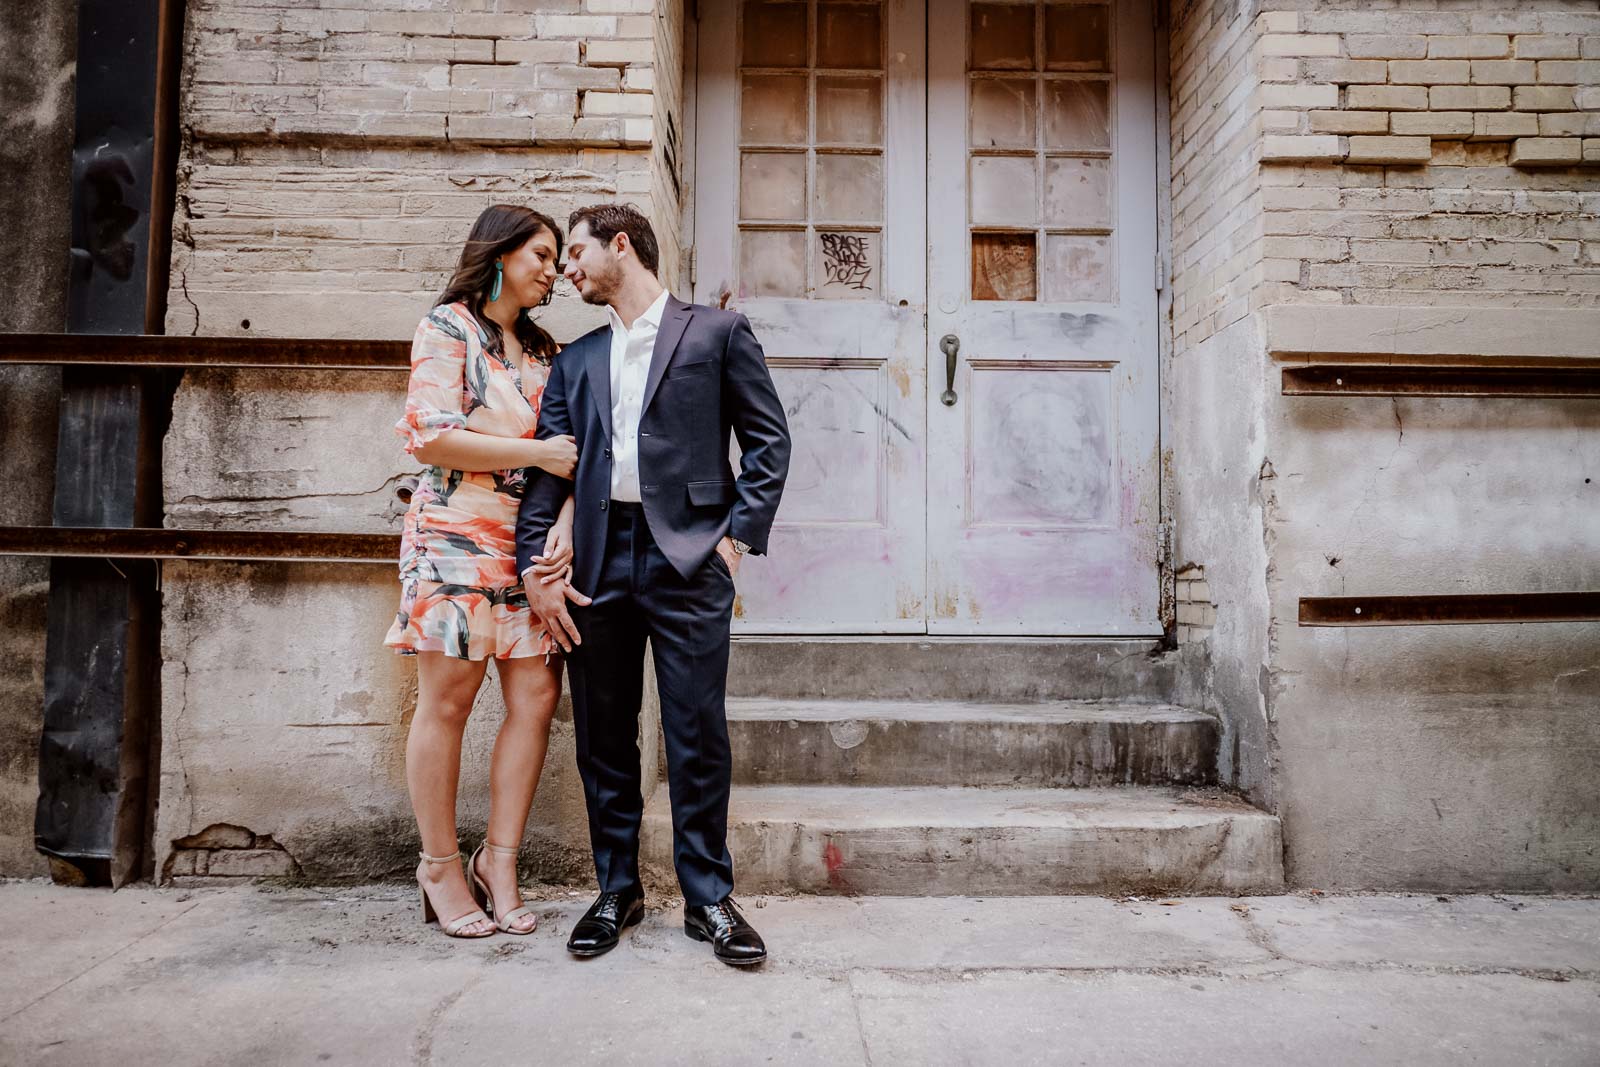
[642,785,1284,896]
[728,637,1177,703]
[727,699,1218,788]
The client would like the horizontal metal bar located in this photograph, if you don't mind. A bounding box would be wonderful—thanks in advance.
[0,333,409,370]
[0,526,399,563]
[1300,593,1600,627]
[1283,365,1600,398]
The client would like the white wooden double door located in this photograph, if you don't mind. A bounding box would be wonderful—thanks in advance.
[693,0,1160,635]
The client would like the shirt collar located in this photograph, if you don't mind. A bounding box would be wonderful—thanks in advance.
[606,288,671,335]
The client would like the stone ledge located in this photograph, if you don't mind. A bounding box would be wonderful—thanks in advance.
[1264,305,1600,363]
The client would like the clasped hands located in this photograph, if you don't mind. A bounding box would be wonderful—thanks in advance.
[525,528,742,655]
[525,520,588,653]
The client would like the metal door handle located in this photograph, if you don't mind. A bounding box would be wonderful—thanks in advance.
[939,334,959,407]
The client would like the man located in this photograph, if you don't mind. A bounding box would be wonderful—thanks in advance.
[516,203,790,966]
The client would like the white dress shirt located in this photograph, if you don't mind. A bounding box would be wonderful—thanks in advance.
[606,288,670,504]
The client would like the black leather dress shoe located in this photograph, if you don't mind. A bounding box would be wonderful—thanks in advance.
[566,888,645,957]
[683,897,767,966]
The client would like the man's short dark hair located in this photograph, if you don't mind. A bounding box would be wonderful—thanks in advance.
[569,203,660,276]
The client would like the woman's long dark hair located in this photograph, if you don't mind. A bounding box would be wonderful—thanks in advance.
[437,204,563,365]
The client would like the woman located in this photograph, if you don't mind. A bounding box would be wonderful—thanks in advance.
[386,204,581,938]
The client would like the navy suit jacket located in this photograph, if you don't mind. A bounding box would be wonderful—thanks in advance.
[515,295,791,594]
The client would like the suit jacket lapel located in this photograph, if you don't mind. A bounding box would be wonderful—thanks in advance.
[584,328,614,441]
[641,295,692,417]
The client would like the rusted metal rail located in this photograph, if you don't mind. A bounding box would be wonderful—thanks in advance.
[0,526,399,563]
[0,336,408,569]
[1299,593,1600,627]
[1282,364,1600,398]
[0,333,410,370]
[9,343,1588,616]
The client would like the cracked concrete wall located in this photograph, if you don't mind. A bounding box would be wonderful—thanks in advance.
[1169,0,1274,806]
[153,369,665,881]
[1268,385,1600,891]
[1171,318,1276,809]
[0,0,74,877]
[155,561,615,883]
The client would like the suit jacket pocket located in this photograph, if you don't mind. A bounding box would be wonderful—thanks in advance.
[686,479,736,507]
[664,357,713,379]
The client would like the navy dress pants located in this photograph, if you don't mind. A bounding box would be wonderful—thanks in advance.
[566,501,736,907]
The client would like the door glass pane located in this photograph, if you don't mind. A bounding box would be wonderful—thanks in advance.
[972,232,1037,301]
[741,151,807,221]
[737,0,887,302]
[741,74,808,144]
[1044,3,1110,72]
[818,3,881,69]
[817,75,883,145]
[740,229,807,297]
[966,3,1118,308]
[1043,156,1112,227]
[970,78,1037,149]
[1043,79,1110,150]
[970,156,1038,227]
[743,1,808,67]
[816,153,884,222]
[1042,233,1113,302]
[971,4,1035,71]
[815,230,880,297]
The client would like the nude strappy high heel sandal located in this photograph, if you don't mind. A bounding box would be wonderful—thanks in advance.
[469,841,538,935]
[417,849,494,938]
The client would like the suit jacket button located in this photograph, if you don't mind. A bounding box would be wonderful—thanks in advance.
[604,448,612,458]
[600,500,608,511]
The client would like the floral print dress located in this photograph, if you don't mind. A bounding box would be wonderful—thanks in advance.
[384,301,556,661]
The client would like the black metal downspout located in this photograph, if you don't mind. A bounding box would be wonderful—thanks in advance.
[36,0,183,886]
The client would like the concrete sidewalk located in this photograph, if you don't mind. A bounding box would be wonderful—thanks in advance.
[0,883,1596,1066]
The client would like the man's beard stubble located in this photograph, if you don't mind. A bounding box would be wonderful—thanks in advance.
[577,263,622,306]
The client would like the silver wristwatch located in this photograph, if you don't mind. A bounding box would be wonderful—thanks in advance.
[731,538,751,555]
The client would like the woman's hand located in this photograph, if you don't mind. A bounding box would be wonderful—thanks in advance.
[535,435,578,479]
[532,523,574,584]
[531,497,576,584]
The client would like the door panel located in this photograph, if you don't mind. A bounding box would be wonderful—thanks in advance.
[694,0,1159,635]
[926,0,1160,635]
[695,0,928,632]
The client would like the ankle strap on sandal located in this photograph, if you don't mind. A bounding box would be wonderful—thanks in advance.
[483,841,521,856]
[419,848,461,864]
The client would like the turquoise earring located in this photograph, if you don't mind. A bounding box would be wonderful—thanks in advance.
[489,261,503,302]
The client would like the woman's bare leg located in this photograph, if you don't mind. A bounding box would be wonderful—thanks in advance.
[408,651,495,935]
[473,654,564,931]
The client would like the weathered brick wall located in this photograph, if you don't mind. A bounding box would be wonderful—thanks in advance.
[1170,0,1265,356]
[169,143,646,340]
[1259,8,1600,168]
[1171,1,1600,357]
[1253,3,1600,311]
[183,2,658,148]
[169,0,685,342]
[1174,565,1217,644]
[649,0,685,287]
